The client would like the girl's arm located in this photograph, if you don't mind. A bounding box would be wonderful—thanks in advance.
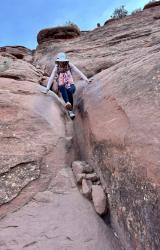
[46,65,57,90]
[69,63,89,82]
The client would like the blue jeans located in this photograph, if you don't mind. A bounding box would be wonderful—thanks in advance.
[58,84,76,106]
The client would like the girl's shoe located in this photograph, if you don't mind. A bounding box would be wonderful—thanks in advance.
[68,111,75,120]
[65,102,72,111]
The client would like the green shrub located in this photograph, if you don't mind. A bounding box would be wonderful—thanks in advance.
[65,21,80,32]
[110,5,128,19]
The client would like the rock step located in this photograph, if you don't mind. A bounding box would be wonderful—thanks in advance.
[72,160,108,216]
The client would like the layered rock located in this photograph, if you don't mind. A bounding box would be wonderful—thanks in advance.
[33,6,160,248]
[144,0,160,10]
[0,78,67,206]
[42,5,160,250]
[37,25,80,45]
[72,161,108,215]
[92,185,107,215]
[0,55,43,82]
[0,79,121,250]
[72,6,160,250]
[33,5,160,78]
[0,2,160,250]
[0,46,33,62]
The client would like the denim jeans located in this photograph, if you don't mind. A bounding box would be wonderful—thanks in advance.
[58,84,76,106]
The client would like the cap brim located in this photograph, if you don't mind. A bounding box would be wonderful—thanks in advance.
[55,59,69,62]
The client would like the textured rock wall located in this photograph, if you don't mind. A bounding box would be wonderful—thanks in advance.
[0,3,160,250]
[72,7,160,250]
[32,6,160,248]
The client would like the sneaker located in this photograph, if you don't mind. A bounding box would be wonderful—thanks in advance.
[65,102,72,111]
[41,88,49,94]
[68,111,75,120]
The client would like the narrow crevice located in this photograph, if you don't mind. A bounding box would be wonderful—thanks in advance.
[0,75,22,80]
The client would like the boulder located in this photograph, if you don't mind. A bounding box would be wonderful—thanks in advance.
[82,163,94,173]
[72,161,84,174]
[82,179,92,199]
[71,161,86,184]
[0,46,33,62]
[86,173,99,182]
[92,185,107,215]
[37,25,80,44]
[72,161,93,174]
[0,55,42,82]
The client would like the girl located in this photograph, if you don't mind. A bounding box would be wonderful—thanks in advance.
[42,52,90,119]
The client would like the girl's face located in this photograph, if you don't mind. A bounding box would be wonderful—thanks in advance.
[58,61,68,67]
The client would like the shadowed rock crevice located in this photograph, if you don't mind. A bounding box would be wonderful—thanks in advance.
[107,29,152,46]
[73,63,160,249]
[0,74,23,80]
[74,95,160,249]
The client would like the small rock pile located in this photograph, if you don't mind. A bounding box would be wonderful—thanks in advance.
[71,161,108,216]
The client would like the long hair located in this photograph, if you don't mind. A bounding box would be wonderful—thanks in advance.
[56,61,71,74]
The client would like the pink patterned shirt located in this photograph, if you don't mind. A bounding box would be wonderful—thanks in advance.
[46,62,89,91]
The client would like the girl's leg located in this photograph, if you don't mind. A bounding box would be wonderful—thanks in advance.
[67,84,76,107]
[58,85,69,103]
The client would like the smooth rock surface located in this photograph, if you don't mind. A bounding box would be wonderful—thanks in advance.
[82,179,92,199]
[92,185,107,215]
[86,173,99,182]
[0,46,33,62]
[70,6,160,250]
[0,77,65,205]
[0,77,121,250]
[0,55,42,82]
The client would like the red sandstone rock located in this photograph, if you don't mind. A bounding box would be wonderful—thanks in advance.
[0,77,66,205]
[0,55,42,82]
[71,161,86,184]
[82,179,92,199]
[0,80,121,248]
[37,25,80,44]
[86,173,99,182]
[0,46,33,62]
[92,185,107,215]
[0,3,160,249]
[70,6,160,250]
[144,1,160,10]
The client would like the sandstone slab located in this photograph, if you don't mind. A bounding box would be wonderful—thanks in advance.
[86,173,99,182]
[0,55,42,82]
[82,179,92,199]
[92,185,107,215]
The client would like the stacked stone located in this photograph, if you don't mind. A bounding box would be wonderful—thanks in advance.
[72,161,108,216]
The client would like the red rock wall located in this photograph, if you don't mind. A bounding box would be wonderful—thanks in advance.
[3,5,159,249]
[72,7,160,250]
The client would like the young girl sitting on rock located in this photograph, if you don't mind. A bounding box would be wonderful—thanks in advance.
[42,52,90,119]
